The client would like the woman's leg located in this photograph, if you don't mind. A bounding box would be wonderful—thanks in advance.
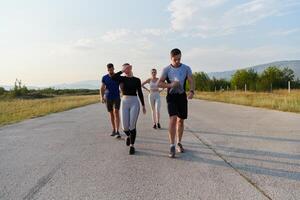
[121,99,130,135]
[148,93,156,124]
[129,98,140,145]
[156,94,161,124]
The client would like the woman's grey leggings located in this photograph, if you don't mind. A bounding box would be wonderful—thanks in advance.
[121,96,140,131]
[148,92,161,123]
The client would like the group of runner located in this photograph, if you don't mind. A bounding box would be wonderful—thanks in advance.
[100,48,194,158]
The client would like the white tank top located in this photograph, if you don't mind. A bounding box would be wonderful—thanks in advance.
[149,79,159,91]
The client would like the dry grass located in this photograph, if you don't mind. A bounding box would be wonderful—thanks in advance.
[0,95,99,126]
[194,90,300,113]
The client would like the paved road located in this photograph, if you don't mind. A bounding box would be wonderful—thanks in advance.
[0,98,299,200]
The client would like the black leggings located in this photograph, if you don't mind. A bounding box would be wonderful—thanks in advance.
[124,129,136,145]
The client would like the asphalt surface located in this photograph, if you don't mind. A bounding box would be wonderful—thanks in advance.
[0,97,299,200]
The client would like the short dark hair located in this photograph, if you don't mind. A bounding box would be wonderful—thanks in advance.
[170,48,181,57]
[107,63,114,68]
[151,68,157,72]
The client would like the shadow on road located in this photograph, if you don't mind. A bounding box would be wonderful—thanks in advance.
[138,131,300,182]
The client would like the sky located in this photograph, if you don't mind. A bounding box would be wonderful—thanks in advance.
[1,0,300,86]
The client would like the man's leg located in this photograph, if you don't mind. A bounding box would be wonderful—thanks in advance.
[109,111,116,132]
[176,118,185,153]
[106,100,117,136]
[114,109,120,132]
[176,117,184,143]
[168,116,177,158]
[113,109,121,138]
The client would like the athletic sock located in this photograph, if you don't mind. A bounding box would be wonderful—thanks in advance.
[129,129,136,145]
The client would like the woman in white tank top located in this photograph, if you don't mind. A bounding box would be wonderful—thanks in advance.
[142,68,164,129]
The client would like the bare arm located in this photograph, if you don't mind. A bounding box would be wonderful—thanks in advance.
[158,77,178,89]
[141,78,150,92]
[100,83,106,103]
[187,74,195,99]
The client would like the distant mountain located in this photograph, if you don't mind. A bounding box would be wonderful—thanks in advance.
[208,60,300,80]
[0,85,13,90]
[51,80,100,89]
[0,80,100,90]
[0,85,41,90]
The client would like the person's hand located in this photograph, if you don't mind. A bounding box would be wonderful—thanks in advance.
[187,91,194,99]
[122,64,131,73]
[170,81,180,88]
[101,96,106,103]
[142,106,146,114]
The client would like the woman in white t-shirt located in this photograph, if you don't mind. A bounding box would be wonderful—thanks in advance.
[142,68,164,129]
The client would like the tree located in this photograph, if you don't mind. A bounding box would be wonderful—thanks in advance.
[211,77,230,91]
[231,68,258,91]
[0,87,5,95]
[193,72,211,91]
[11,79,28,97]
[258,66,284,91]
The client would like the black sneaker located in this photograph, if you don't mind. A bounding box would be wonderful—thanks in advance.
[153,124,157,129]
[169,146,176,158]
[129,146,135,155]
[126,137,130,146]
[115,132,121,139]
[177,143,184,153]
[110,131,117,136]
[157,123,161,129]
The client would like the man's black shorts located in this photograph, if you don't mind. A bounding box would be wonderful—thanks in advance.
[166,93,188,119]
[106,98,121,112]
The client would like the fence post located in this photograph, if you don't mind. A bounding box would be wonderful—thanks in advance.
[288,81,291,93]
[244,84,247,93]
[271,83,273,93]
[214,86,217,93]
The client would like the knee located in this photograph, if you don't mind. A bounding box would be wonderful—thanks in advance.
[177,118,184,127]
[170,116,177,125]
[114,110,119,116]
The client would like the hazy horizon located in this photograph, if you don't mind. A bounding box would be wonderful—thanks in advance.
[1,0,300,86]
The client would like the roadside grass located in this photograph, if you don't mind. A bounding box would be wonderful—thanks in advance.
[0,95,99,126]
[194,90,300,113]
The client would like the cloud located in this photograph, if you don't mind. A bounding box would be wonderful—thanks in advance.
[73,38,96,49]
[141,28,170,36]
[101,29,132,42]
[269,28,300,36]
[167,0,300,38]
[101,28,169,43]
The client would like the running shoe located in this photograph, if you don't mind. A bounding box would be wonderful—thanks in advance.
[115,131,121,139]
[169,146,176,158]
[153,124,157,129]
[129,146,135,155]
[157,123,161,129]
[110,131,117,136]
[177,143,184,153]
[126,137,130,146]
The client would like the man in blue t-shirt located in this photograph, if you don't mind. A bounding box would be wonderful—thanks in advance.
[159,48,195,158]
[100,63,121,138]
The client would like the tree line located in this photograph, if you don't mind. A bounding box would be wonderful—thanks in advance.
[192,66,300,92]
[0,79,99,99]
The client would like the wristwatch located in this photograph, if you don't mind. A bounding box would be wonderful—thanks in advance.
[189,90,194,94]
